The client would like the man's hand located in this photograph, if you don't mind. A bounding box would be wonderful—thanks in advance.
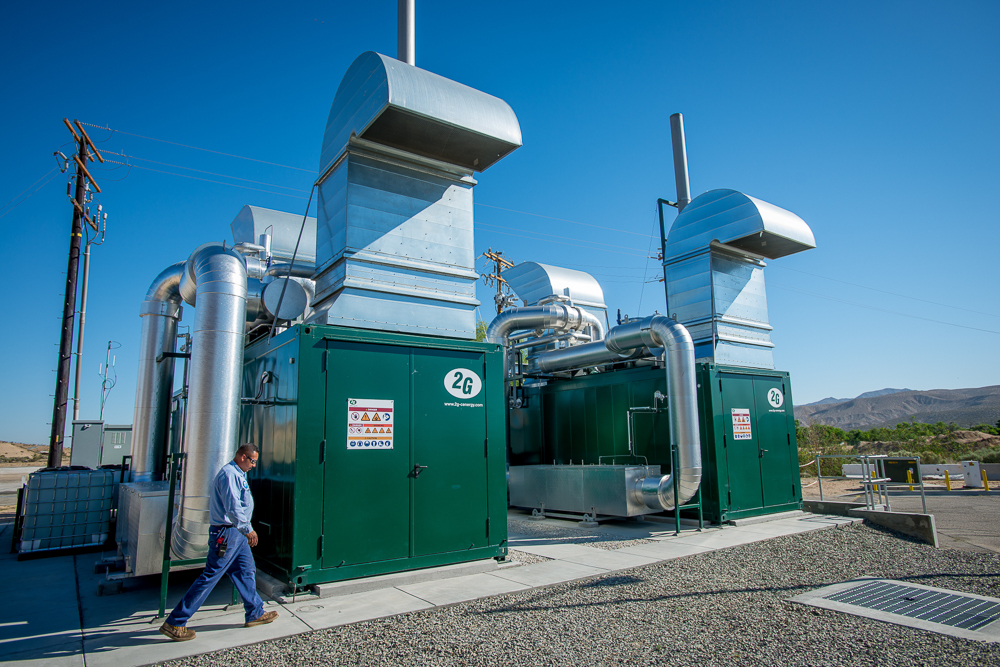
[246,531,259,548]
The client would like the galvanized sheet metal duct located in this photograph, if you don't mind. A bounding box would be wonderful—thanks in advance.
[171,244,248,560]
[130,262,185,483]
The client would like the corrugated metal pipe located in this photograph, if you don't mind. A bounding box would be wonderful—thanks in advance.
[130,262,185,483]
[534,315,702,511]
[171,244,248,560]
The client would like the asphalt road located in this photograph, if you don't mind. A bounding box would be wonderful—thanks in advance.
[885,489,1000,553]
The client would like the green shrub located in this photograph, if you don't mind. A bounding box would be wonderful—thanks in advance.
[968,448,1000,464]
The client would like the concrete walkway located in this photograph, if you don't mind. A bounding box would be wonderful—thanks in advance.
[0,511,859,667]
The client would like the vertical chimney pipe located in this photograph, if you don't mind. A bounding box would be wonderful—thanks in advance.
[397,0,415,65]
[670,113,691,212]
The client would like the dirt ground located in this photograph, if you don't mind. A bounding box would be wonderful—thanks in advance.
[800,474,967,500]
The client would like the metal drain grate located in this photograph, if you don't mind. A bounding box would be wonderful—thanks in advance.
[790,578,1000,642]
[825,580,1000,631]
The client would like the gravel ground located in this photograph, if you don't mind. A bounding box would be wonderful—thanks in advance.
[509,517,657,551]
[160,522,1000,667]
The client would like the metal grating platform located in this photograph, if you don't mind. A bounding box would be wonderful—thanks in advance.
[790,578,1000,643]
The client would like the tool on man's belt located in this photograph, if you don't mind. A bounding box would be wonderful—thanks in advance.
[216,533,228,558]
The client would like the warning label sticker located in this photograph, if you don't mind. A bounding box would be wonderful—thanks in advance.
[347,398,393,450]
[731,408,752,440]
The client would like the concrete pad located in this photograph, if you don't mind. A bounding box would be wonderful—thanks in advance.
[557,548,659,571]
[727,510,806,526]
[309,559,498,600]
[397,572,529,606]
[489,559,607,587]
[82,603,310,667]
[0,640,85,667]
[615,541,714,561]
[668,529,772,549]
[509,542,608,560]
[284,587,432,630]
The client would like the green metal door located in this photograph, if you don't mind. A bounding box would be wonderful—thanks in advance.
[753,376,796,507]
[323,342,411,568]
[719,373,764,511]
[411,348,488,555]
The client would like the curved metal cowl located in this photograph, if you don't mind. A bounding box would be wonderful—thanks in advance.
[485,304,605,347]
[171,244,248,560]
[531,314,702,511]
[664,189,815,262]
[320,51,522,175]
[130,262,185,483]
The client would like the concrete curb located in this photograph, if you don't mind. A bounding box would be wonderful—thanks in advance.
[801,500,866,516]
[847,508,939,548]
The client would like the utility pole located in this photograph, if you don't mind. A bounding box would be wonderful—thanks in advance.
[479,248,516,315]
[48,119,103,468]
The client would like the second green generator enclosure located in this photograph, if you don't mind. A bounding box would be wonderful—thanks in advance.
[240,325,509,589]
[508,363,801,524]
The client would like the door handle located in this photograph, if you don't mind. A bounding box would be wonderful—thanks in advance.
[413,464,429,478]
[759,449,768,458]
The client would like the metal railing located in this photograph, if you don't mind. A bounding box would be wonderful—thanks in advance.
[815,454,927,514]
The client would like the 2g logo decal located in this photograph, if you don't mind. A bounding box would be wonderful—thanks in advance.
[767,388,784,409]
[444,369,482,398]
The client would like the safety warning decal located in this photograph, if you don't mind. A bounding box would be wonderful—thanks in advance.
[731,408,752,440]
[347,398,393,450]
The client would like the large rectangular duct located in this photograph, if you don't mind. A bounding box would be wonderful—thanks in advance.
[309,52,521,339]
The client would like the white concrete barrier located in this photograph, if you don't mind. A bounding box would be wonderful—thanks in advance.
[841,463,962,478]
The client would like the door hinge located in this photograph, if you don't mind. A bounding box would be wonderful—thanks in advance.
[486,517,490,537]
[791,483,796,497]
[723,434,727,448]
[317,535,323,559]
[319,439,326,464]
[484,438,488,458]
[787,433,790,444]
[727,490,731,505]
[718,379,722,392]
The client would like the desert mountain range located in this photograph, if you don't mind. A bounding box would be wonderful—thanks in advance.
[794,385,1000,430]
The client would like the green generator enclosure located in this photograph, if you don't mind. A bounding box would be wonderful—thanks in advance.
[508,363,801,523]
[240,324,509,588]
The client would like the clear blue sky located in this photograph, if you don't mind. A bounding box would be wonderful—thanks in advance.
[2,1,998,445]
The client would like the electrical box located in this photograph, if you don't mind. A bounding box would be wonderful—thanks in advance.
[509,363,801,523]
[70,420,104,469]
[240,324,508,588]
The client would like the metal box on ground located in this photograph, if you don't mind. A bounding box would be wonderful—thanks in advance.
[508,464,662,517]
[240,324,508,589]
[117,481,172,576]
[508,363,801,523]
[19,469,115,554]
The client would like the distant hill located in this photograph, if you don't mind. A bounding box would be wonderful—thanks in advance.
[800,388,911,408]
[794,386,1000,430]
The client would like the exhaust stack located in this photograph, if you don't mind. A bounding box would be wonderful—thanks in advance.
[397,0,414,65]
[670,113,691,212]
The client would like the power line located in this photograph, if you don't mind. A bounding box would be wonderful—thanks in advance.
[0,169,60,221]
[101,158,310,200]
[475,202,654,238]
[770,264,999,319]
[768,280,1000,335]
[477,221,647,253]
[0,167,58,213]
[78,122,315,173]
[100,149,312,193]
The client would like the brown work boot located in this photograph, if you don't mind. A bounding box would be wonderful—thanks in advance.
[244,610,278,627]
[159,622,196,641]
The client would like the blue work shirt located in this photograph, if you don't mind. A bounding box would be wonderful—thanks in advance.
[209,460,255,535]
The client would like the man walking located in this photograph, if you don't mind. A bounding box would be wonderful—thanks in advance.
[160,443,278,641]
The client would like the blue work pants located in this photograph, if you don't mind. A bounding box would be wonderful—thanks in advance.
[166,525,264,626]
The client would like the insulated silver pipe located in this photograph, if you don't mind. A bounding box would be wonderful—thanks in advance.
[532,314,702,510]
[397,0,415,66]
[265,261,316,278]
[171,244,248,560]
[670,113,691,212]
[485,304,604,347]
[130,262,185,483]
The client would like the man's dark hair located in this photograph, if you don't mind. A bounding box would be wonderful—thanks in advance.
[236,443,258,457]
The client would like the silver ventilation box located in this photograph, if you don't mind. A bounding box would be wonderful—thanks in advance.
[231,205,316,264]
[310,51,522,339]
[663,188,815,369]
[503,262,608,324]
